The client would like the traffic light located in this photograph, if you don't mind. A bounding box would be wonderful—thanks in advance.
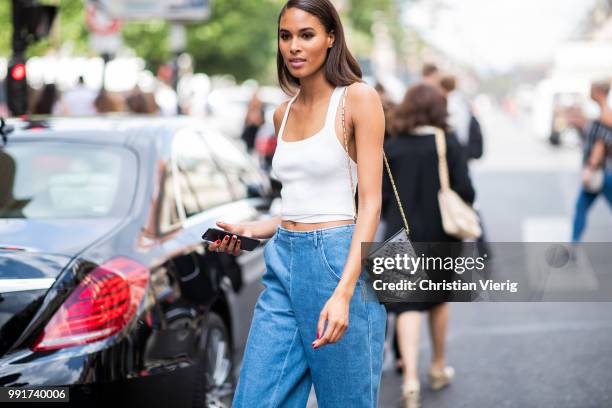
[6,1,58,116]
[6,57,28,116]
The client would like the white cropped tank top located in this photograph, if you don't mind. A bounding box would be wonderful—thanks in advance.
[271,86,357,223]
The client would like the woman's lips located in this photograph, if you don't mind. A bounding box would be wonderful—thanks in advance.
[288,58,306,69]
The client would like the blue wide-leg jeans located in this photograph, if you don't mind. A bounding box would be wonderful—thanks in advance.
[232,224,387,408]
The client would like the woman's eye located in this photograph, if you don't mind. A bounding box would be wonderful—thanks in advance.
[302,33,314,39]
[280,33,290,40]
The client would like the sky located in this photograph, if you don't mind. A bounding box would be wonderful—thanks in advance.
[402,0,598,73]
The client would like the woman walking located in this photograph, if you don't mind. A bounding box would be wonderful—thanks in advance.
[383,83,476,408]
[208,1,387,407]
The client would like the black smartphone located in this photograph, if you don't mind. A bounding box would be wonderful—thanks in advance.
[201,228,261,251]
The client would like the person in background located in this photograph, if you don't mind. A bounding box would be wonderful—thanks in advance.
[31,83,59,115]
[241,92,265,152]
[571,80,612,242]
[421,62,441,88]
[155,64,179,116]
[439,74,483,160]
[383,83,475,408]
[126,86,160,114]
[94,90,125,114]
[56,76,96,116]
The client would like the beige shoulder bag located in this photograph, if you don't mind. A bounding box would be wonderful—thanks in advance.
[416,126,481,239]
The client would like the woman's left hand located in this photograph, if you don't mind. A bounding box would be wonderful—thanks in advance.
[312,291,351,349]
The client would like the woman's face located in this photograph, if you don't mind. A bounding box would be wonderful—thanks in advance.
[278,8,334,80]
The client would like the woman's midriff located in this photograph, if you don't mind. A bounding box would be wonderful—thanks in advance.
[280,219,354,231]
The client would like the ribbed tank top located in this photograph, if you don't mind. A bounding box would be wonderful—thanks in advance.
[271,86,357,223]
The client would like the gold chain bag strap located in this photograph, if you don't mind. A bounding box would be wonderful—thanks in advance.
[340,87,428,304]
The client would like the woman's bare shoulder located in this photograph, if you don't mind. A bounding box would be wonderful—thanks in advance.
[345,82,383,118]
[346,82,380,103]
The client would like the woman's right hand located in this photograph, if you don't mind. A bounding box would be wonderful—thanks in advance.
[207,221,254,256]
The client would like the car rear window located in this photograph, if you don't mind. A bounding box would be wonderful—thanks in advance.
[0,142,137,219]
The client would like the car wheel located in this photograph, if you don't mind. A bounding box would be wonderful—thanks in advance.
[193,312,234,408]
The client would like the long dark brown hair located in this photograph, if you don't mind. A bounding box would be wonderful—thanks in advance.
[389,83,449,135]
[277,0,362,94]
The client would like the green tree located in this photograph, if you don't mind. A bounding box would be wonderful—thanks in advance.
[185,0,281,82]
[0,2,11,56]
[122,21,170,73]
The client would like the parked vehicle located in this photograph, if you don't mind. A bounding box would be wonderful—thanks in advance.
[0,116,273,408]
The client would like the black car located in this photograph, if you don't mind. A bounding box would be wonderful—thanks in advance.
[0,117,271,407]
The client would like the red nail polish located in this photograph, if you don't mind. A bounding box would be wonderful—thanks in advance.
[215,240,221,244]
[224,236,229,241]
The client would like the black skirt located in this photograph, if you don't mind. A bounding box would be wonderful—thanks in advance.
[384,243,461,313]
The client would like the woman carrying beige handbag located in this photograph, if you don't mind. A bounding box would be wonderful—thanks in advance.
[381,83,477,408]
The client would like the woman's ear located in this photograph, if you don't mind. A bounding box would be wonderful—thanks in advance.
[328,30,335,48]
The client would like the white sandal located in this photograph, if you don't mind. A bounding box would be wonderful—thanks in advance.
[428,366,455,391]
[401,380,421,408]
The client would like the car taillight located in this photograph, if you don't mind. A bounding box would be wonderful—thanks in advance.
[32,257,149,351]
